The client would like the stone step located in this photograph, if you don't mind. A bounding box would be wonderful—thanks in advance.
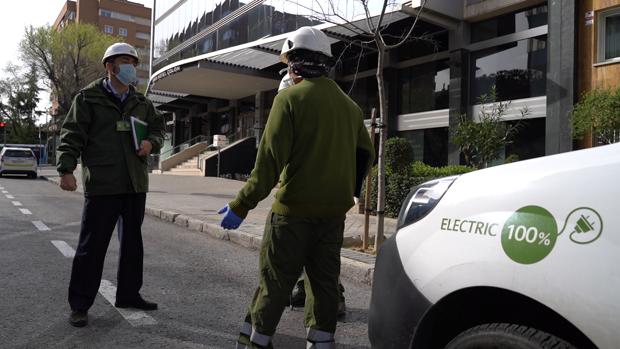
[165,168,202,176]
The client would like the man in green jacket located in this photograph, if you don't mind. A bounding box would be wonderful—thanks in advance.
[57,43,165,328]
[219,27,374,348]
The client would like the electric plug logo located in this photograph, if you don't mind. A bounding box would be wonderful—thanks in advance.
[559,208,603,244]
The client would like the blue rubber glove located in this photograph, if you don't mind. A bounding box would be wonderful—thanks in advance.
[218,205,243,230]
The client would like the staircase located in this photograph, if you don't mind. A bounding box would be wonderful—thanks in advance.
[166,155,202,176]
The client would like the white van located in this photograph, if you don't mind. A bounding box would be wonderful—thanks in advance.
[0,147,38,179]
[369,143,619,349]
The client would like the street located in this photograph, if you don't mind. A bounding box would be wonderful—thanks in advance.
[0,176,371,349]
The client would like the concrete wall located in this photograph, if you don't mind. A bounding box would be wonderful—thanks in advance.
[465,0,545,21]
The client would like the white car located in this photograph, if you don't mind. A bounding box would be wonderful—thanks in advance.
[369,143,619,349]
[0,147,38,179]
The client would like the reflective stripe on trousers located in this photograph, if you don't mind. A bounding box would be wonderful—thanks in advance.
[236,322,272,349]
[306,328,335,349]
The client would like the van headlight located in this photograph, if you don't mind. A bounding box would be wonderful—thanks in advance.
[397,176,458,230]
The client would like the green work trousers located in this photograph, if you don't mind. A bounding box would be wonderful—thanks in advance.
[237,211,344,348]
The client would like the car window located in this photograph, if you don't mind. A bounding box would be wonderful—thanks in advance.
[4,150,34,158]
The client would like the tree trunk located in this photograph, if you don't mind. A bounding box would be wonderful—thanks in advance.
[375,42,387,252]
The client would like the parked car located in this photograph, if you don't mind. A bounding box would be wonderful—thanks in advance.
[0,147,38,179]
[369,143,620,349]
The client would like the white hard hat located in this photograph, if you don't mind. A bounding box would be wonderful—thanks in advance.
[101,42,139,65]
[280,26,332,63]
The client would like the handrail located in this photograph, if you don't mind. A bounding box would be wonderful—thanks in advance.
[158,134,210,159]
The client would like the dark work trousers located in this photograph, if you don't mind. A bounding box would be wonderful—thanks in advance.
[68,193,146,312]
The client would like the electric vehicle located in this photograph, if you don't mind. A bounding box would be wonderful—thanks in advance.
[369,143,620,349]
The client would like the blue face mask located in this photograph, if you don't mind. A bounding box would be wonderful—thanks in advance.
[115,64,137,86]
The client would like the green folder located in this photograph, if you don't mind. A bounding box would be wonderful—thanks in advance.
[130,116,148,151]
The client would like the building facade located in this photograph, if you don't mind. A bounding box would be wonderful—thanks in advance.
[148,0,620,170]
[53,0,152,87]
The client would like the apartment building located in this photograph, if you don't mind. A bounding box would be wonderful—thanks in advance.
[53,0,152,87]
[147,0,619,171]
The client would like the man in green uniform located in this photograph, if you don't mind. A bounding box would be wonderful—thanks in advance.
[219,27,375,348]
[57,43,165,327]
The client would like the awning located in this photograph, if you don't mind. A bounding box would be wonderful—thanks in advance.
[147,8,418,102]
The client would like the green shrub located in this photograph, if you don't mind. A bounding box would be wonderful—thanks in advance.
[362,162,473,218]
[385,137,414,174]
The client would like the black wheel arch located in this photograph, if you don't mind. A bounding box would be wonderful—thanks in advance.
[410,286,597,349]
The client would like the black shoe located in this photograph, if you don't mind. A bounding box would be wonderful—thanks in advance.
[337,300,346,318]
[69,310,88,327]
[115,296,158,311]
[290,281,306,307]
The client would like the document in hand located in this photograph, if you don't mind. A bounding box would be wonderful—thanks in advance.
[130,116,148,151]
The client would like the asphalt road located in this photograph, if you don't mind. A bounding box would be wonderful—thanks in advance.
[0,176,372,348]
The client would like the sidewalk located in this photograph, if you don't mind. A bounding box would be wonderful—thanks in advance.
[39,166,397,285]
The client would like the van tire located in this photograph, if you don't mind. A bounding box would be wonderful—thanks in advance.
[444,323,576,349]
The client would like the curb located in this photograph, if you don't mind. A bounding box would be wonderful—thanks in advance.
[41,175,375,285]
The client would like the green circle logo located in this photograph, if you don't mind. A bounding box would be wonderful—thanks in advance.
[501,206,558,264]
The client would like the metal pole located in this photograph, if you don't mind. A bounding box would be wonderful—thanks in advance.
[363,108,377,250]
[217,146,221,177]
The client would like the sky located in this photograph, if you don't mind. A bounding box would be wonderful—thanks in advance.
[0,0,153,120]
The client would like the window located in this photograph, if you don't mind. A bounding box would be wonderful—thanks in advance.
[136,32,150,41]
[471,4,548,43]
[99,9,111,17]
[119,27,128,37]
[399,128,449,166]
[471,36,547,103]
[598,7,620,63]
[104,25,113,34]
[399,60,450,114]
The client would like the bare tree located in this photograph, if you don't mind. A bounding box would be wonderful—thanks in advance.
[300,0,430,251]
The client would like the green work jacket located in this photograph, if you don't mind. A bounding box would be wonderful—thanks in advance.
[57,78,165,196]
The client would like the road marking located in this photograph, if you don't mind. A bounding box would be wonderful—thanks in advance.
[19,208,32,215]
[98,280,157,327]
[6,195,14,199]
[49,240,157,327]
[1,190,7,194]
[12,201,22,206]
[51,240,74,258]
[32,221,51,231]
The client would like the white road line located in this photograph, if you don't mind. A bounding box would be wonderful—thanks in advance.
[1,190,7,194]
[51,240,74,258]
[19,208,32,215]
[32,221,51,231]
[49,240,157,327]
[98,280,157,327]
[12,201,22,206]
[6,195,14,199]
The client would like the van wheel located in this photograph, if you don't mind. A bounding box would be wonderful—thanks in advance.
[444,323,576,349]
[30,172,38,179]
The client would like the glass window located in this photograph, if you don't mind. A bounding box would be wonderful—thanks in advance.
[598,8,620,62]
[470,35,547,103]
[136,32,151,40]
[340,76,378,118]
[104,25,114,34]
[399,128,449,166]
[399,60,450,114]
[119,27,128,36]
[471,4,548,43]
[5,150,34,158]
[99,9,112,17]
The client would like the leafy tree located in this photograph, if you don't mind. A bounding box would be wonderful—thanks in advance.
[452,86,527,169]
[19,23,119,119]
[0,63,41,144]
[571,88,620,145]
